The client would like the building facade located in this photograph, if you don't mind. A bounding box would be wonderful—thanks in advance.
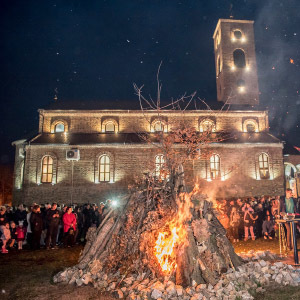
[12,19,287,205]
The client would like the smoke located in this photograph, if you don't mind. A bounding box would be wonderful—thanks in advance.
[254,0,300,141]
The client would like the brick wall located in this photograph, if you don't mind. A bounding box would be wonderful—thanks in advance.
[14,143,284,205]
[39,110,268,134]
[213,19,259,105]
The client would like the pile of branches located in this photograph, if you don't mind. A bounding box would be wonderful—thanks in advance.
[54,178,242,291]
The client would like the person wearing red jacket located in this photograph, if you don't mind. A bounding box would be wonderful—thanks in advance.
[62,207,77,247]
[16,221,27,250]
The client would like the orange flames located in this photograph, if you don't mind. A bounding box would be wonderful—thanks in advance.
[154,227,179,273]
[154,185,198,274]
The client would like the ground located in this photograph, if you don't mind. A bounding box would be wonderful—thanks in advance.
[0,239,299,300]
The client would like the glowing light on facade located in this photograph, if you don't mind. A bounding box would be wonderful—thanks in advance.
[238,86,245,93]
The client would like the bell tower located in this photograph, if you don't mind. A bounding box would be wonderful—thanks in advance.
[213,19,259,106]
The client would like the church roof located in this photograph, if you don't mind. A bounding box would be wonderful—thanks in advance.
[29,132,281,146]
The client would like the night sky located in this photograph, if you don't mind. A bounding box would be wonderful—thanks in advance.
[1,0,300,164]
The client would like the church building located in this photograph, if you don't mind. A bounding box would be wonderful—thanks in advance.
[12,19,288,205]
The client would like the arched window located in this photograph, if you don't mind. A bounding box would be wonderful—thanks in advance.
[217,55,222,75]
[200,119,215,133]
[216,30,221,46]
[153,121,164,132]
[99,155,110,182]
[41,156,53,183]
[233,30,242,40]
[246,123,255,133]
[55,123,65,133]
[19,161,24,189]
[243,119,258,133]
[105,122,115,133]
[155,154,165,177]
[258,153,270,179]
[233,49,246,68]
[210,154,220,180]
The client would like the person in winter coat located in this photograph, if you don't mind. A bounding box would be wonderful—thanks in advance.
[16,221,26,250]
[0,206,8,226]
[14,204,28,227]
[30,205,44,250]
[45,203,60,249]
[244,203,258,241]
[9,221,18,249]
[26,205,34,249]
[262,211,275,240]
[1,222,11,253]
[279,188,297,250]
[63,207,77,247]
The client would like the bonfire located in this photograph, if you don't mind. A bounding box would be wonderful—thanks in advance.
[54,73,245,296]
[54,177,242,289]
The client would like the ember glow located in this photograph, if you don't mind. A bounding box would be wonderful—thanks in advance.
[154,186,196,274]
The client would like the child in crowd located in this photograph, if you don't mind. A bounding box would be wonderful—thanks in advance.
[0,222,11,253]
[16,221,26,250]
[9,221,17,249]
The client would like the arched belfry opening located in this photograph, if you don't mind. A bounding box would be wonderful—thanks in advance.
[233,49,246,68]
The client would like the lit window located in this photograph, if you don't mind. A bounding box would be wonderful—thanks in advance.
[99,155,110,182]
[233,49,246,68]
[55,123,65,133]
[200,120,215,132]
[244,119,258,132]
[20,161,24,189]
[153,122,164,132]
[216,30,221,46]
[41,156,53,183]
[210,154,220,180]
[258,153,270,179]
[105,122,115,132]
[155,154,165,177]
[246,123,255,133]
[217,55,222,75]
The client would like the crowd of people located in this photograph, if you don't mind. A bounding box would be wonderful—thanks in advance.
[215,188,300,249]
[0,201,110,254]
[0,189,299,254]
